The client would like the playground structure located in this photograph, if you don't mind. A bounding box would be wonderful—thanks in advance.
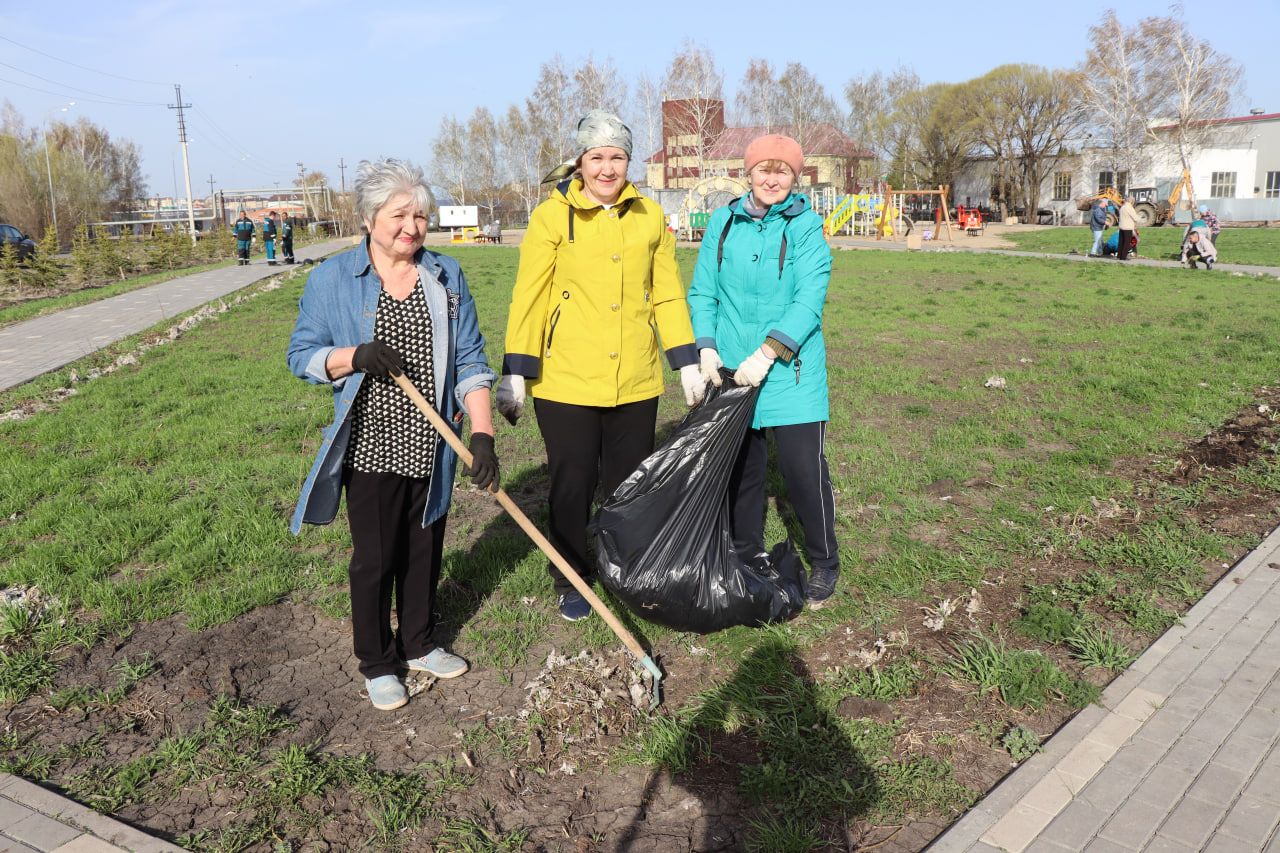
[678,175,749,240]
[822,185,956,243]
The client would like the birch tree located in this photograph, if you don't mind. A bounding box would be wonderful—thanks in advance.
[734,59,780,130]
[1138,11,1243,196]
[430,115,471,204]
[660,40,724,182]
[843,67,920,179]
[1078,11,1153,185]
[466,106,504,221]
[777,62,840,151]
[499,105,541,219]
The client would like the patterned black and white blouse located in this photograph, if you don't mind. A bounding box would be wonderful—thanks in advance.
[345,279,438,478]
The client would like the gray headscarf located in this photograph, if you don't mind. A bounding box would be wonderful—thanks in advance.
[541,110,633,184]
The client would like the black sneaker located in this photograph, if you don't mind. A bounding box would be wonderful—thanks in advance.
[806,566,839,609]
[558,590,591,621]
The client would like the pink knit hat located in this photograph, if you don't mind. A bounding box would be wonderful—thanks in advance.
[744,134,804,178]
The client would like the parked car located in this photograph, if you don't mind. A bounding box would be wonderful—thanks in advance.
[0,223,37,263]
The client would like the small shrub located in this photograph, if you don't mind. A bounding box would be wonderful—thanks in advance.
[1001,725,1041,761]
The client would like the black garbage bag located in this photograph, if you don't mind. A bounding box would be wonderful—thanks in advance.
[590,372,806,633]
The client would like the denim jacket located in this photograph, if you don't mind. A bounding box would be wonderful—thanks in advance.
[286,239,496,534]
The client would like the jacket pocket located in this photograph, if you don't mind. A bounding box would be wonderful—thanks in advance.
[545,306,562,357]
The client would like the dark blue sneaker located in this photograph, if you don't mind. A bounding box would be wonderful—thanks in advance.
[558,590,592,621]
[806,566,839,609]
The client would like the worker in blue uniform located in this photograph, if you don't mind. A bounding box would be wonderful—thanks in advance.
[262,213,278,265]
[233,212,255,265]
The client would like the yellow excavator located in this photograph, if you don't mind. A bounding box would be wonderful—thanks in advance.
[1075,169,1194,227]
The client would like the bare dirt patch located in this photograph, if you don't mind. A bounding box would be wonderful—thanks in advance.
[3,390,1279,851]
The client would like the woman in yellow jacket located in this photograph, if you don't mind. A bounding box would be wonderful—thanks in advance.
[497,110,705,621]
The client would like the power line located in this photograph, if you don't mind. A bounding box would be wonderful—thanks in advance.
[191,105,294,172]
[0,34,170,86]
[0,73,161,107]
[0,60,166,106]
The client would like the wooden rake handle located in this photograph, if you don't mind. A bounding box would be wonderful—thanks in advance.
[391,372,651,665]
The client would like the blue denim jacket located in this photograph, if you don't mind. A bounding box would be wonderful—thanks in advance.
[286,239,496,534]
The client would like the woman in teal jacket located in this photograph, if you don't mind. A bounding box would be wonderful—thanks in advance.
[687,134,840,607]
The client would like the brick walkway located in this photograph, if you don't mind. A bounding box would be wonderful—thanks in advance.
[930,523,1280,852]
[0,774,182,852]
[0,238,353,391]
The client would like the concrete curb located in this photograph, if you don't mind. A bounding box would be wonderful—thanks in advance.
[0,774,185,852]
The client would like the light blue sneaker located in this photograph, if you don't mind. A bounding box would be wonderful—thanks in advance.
[364,675,408,711]
[405,648,469,679]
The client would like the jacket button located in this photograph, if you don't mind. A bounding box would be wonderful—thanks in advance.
[611,303,619,311]
[609,352,618,359]
[752,254,759,261]
[611,253,620,262]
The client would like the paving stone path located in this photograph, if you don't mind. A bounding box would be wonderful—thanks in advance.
[0,238,353,391]
[0,774,182,852]
[930,523,1280,852]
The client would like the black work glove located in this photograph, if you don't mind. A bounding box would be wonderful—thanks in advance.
[467,433,499,491]
[351,341,403,377]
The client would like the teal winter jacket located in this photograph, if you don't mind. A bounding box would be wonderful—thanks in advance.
[688,192,831,428]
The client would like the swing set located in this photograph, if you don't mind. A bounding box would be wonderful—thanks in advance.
[876,185,955,243]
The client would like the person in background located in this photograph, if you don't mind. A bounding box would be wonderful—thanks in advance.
[1088,198,1108,257]
[1181,226,1217,270]
[262,212,278,266]
[1101,227,1139,258]
[1198,204,1222,246]
[687,134,840,608]
[233,212,254,265]
[287,158,498,711]
[1117,195,1137,261]
[280,213,296,264]
[496,110,704,622]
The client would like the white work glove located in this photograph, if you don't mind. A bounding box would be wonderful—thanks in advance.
[699,348,723,388]
[733,345,776,388]
[495,374,525,425]
[680,364,706,407]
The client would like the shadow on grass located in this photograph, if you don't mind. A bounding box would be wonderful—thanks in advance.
[617,635,882,851]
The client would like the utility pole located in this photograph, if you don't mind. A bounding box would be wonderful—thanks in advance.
[168,84,198,244]
[338,158,347,193]
[297,161,310,220]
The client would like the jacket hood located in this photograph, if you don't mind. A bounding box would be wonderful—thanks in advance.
[728,192,810,220]
[551,178,642,211]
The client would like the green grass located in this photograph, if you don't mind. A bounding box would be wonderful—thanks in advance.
[1002,225,1280,267]
[2,243,1280,843]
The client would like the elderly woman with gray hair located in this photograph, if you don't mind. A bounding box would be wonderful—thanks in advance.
[287,158,498,711]
[496,110,702,622]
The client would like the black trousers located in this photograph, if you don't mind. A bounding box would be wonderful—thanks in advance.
[1118,229,1134,260]
[729,421,840,572]
[282,236,294,260]
[533,396,659,593]
[344,469,447,679]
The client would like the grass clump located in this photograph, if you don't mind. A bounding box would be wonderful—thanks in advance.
[1067,626,1137,671]
[824,660,921,701]
[945,633,1099,709]
[1014,601,1084,645]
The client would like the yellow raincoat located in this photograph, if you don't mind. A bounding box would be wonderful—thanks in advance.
[501,179,697,407]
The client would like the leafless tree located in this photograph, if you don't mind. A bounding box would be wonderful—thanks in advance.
[777,62,840,151]
[631,73,663,181]
[660,40,725,183]
[430,115,472,204]
[499,105,541,220]
[1078,11,1154,187]
[1138,10,1244,198]
[843,67,920,180]
[466,107,505,221]
[571,56,627,119]
[525,56,577,179]
[734,58,780,130]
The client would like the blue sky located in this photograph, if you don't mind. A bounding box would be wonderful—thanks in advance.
[2,0,1276,196]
